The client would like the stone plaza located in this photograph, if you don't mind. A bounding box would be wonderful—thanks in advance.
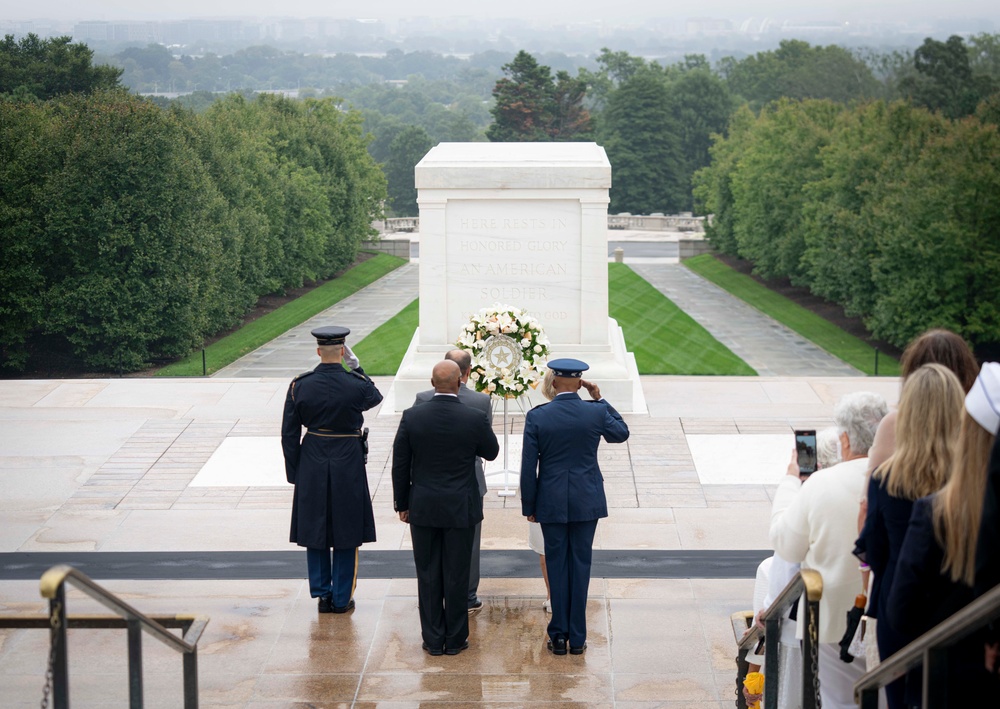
[0,285,898,709]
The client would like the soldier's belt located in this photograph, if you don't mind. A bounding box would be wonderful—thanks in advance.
[306,429,362,438]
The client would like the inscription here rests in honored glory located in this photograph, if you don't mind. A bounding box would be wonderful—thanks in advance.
[447,199,581,342]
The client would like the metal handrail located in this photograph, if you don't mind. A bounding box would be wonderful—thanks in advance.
[37,564,209,708]
[854,581,1000,708]
[734,569,823,709]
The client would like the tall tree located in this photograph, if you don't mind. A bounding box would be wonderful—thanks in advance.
[599,71,685,214]
[0,34,121,100]
[385,125,432,217]
[899,35,994,119]
[486,50,590,142]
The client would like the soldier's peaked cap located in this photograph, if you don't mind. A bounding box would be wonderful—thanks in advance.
[547,358,589,378]
[311,326,350,346]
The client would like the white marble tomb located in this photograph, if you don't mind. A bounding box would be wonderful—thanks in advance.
[388,142,645,414]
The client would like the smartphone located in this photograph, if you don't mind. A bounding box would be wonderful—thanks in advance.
[794,429,818,475]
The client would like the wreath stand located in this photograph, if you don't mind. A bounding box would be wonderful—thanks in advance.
[495,395,520,497]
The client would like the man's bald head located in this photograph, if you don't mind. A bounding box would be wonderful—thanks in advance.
[431,360,462,394]
[445,349,472,380]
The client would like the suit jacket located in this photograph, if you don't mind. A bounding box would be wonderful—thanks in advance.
[414,382,493,496]
[392,395,500,528]
[519,392,629,523]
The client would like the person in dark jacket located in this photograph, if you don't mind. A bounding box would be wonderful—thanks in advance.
[887,362,1000,706]
[281,326,383,614]
[413,349,493,613]
[854,364,964,708]
[393,360,499,656]
[520,358,629,656]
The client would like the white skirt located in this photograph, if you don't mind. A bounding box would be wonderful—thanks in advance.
[528,521,545,554]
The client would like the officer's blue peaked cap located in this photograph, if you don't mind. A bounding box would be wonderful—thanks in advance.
[547,358,589,378]
[311,326,350,346]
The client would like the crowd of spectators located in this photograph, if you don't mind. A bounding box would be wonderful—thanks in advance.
[746,329,1000,708]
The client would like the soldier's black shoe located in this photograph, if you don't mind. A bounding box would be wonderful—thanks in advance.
[317,596,334,613]
[547,637,567,655]
[570,642,587,655]
[444,640,469,655]
[332,599,355,614]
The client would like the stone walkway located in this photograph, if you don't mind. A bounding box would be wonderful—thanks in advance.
[630,263,861,377]
[216,252,859,380]
[213,263,419,379]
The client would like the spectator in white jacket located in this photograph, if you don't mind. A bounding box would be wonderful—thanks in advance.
[770,391,887,709]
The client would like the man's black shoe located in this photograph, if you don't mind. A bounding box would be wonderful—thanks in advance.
[422,642,444,656]
[331,599,355,614]
[570,642,587,655]
[317,596,334,613]
[547,637,567,655]
[467,600,483,614]
[444,640,469,655]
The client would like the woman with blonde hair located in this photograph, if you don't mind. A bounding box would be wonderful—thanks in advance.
[887,362,1000,706]
[855,364,965,708]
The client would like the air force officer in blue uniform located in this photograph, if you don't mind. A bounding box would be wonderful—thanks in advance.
[520,358,630,655]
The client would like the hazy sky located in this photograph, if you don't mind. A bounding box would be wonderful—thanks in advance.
[6,0,998,22]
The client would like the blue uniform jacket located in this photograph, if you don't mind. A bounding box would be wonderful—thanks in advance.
[519,392,629,523]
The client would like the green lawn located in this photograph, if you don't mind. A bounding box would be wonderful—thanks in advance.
[352,299,419,375]
[608,263,756,375]
[684,254,901,376]
[155,253,406,376]
[349,265,756,376]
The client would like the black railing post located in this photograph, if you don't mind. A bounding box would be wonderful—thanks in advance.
[874,347,880,376]
[183,649,199,709]
[202,349,207,377]
[51,585,69,709]
[764,616,781,709]
[127,619,143,708]
[923,646,949,708]
[802,599,821,709]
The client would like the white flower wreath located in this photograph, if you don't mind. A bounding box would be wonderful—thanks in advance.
[455,304,550,398]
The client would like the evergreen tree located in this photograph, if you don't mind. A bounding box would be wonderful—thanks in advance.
[486,50,590,141]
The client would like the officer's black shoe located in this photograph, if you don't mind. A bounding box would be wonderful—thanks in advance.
[467,600,483,614]
[570,642,587,655]
[317,596,334,613]
[332,599,355,614]
[444,640,469,655]
[547,637,567,655]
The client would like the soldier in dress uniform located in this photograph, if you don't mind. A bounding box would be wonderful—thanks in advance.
[520,358,630,655]
[281,326,383,613]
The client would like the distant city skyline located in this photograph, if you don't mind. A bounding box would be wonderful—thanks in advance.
[4,0,998,23]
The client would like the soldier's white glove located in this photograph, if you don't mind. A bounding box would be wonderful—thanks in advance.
[342,344,361,370]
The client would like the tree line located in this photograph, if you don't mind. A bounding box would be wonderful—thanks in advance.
[693,97,1000,351]
[4,32,1000,369]
[1,36,384,372]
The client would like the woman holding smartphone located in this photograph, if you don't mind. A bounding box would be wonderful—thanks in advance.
[854,364,965,708]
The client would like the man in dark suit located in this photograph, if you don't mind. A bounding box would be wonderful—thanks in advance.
[281,326,383,614]
[413,348,493,613]
[393,360,500,656]
[520,358,629,655]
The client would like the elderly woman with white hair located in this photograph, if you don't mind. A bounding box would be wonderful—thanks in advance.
[770,391,888,709]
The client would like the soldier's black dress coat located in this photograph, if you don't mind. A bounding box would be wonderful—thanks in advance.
[281,363,383,549]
